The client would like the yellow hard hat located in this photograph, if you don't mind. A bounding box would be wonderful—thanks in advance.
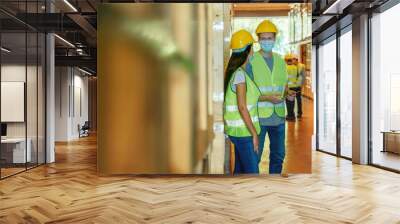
[230,29,255,51]
[291,54,299,59]
[285,53,293,60]
[256,20,278,34]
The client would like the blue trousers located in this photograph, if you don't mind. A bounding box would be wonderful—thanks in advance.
[258,124,286,174]
[229,136,259,174]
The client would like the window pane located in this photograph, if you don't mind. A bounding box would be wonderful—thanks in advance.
[0,1,46,179]
[1,30,28,177]
[318,37,337,154]
[340,29,352,158]
[371,3,400,171]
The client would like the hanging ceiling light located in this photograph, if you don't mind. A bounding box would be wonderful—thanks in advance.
[63,0,78,12]
[54,34,75,48]
[323,0,355,15]
[78,67,94,76]
[1,47,11,53]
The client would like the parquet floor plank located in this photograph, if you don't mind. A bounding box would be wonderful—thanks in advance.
[1,101,400,223]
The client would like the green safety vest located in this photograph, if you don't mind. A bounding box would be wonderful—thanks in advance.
[287,64,300,88]
[250,51,288,118]
[224,67,261,137]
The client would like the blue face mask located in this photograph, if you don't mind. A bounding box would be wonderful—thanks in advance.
[259,40,275,52]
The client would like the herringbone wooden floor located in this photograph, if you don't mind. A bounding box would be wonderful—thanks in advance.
[1,134,400,223]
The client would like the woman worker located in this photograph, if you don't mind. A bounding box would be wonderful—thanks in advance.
[224,30,261,174]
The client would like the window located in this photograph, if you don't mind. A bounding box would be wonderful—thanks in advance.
[317,36,337,154]
[339,28,352,158]
[370,3,400,171]
[0,1,46,179]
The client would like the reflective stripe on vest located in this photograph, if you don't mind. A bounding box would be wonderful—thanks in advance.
[258,101,285,108]
[225,116,259,127]
[225,105,254,112]
[250,52,288,118]
[258,86,284,94]
[223,67,261,137]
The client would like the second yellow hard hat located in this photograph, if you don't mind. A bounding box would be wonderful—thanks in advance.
[285,53,293,60]
[256,20,278,34]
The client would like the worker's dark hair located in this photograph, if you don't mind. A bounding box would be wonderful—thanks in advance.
[224,44,252,92]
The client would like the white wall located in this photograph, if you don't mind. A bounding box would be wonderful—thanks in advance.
[1,66,26,139]
[1,65,26,141]
[55,67,69,141]
[55,67,89,141]
[71,73,89,138]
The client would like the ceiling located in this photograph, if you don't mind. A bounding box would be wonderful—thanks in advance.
[0,0,101,74]
[232,3,292,16]
[312,0,391,43]
[0,0,314,74]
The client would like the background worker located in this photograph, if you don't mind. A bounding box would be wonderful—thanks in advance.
[224,30,261,174]
[285,53,305,121]
[245,20,290,174]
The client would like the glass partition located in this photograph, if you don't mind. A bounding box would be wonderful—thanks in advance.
[317,36,337,154]
[0,2,46,179]
[371,3,400,171]
[339,28,352,158]
[289,4,312,43]
[1,30,28,177]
